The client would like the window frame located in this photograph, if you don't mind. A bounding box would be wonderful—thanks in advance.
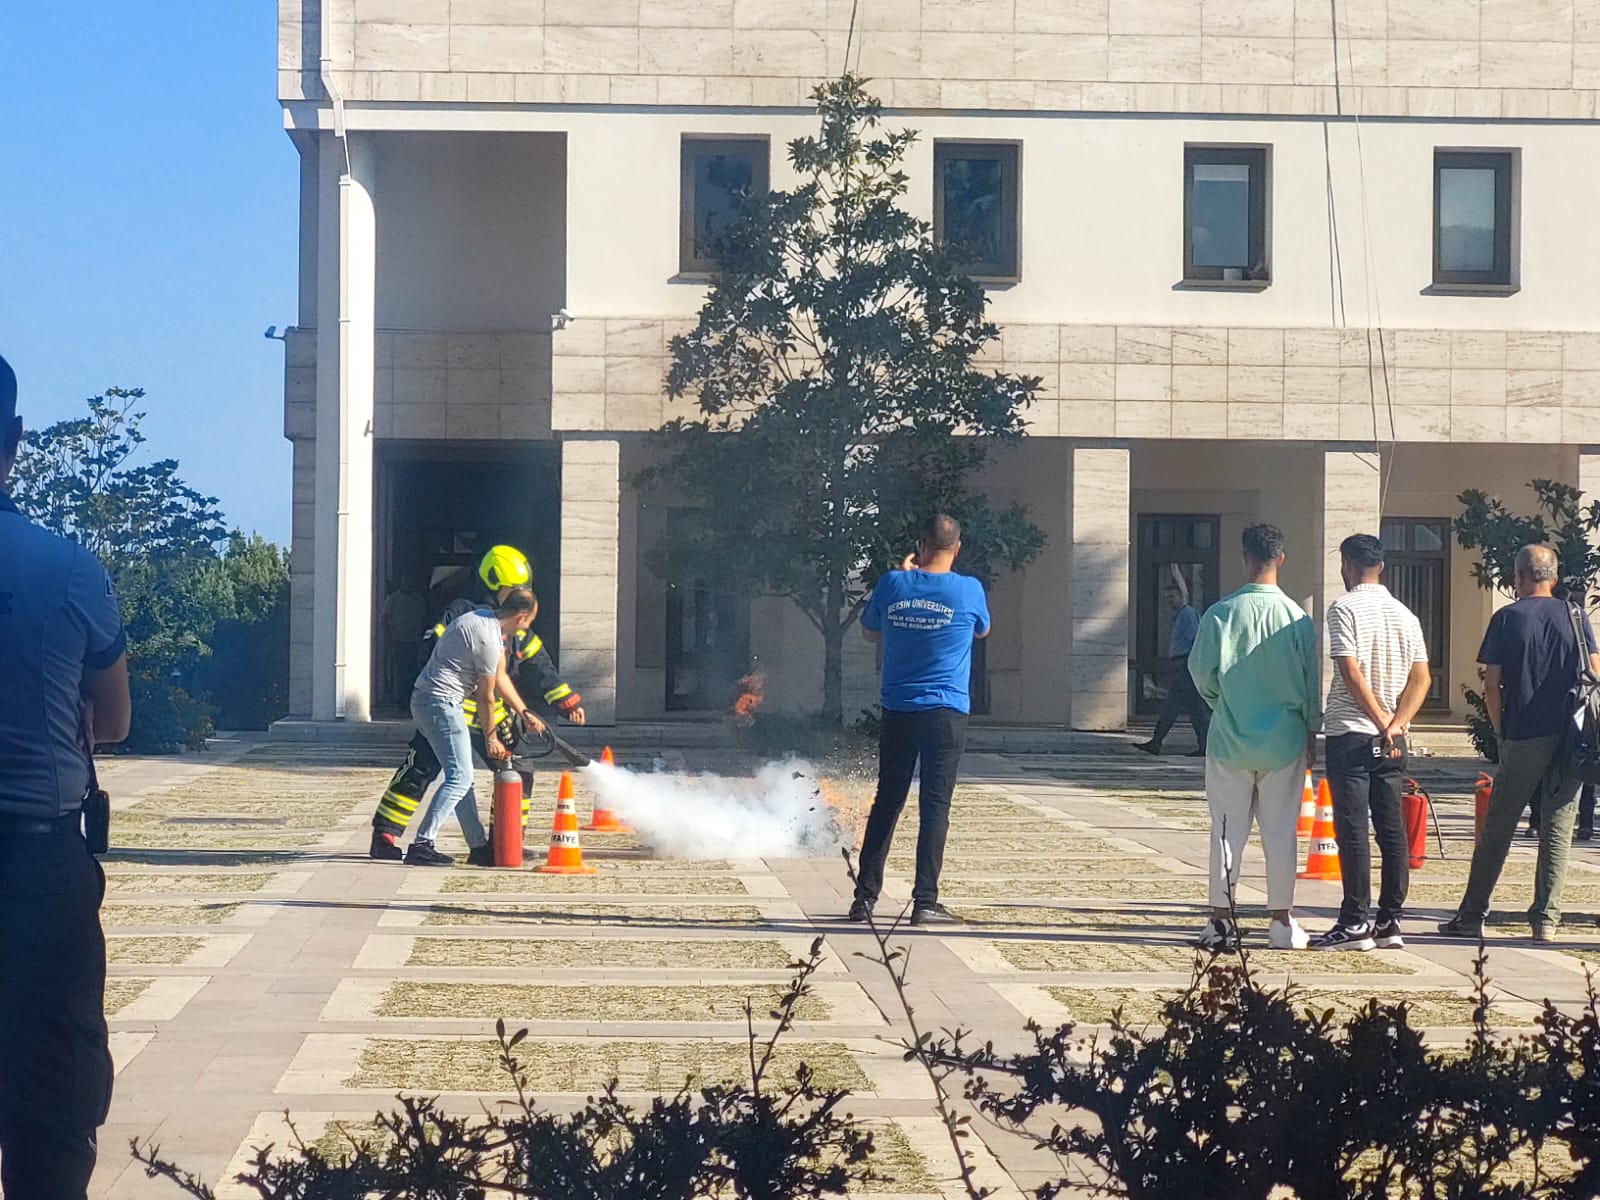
[932,140,1022,283]
[1432,149,1515,290]
[678,135,771,277]
[1182,144,1270,287]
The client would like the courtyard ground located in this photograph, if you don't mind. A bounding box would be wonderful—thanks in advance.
[88,735,1600,1199]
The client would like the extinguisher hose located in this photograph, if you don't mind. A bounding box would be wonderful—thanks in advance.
[508,713,592,769]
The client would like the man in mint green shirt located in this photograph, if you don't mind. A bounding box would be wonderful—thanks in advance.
[1187,523,1322,952]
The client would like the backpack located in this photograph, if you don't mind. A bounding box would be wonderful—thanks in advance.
[1564,602,1600,786]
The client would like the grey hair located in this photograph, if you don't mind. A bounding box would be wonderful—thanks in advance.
[1515,543,1559,584]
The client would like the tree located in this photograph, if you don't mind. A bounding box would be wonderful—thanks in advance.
[1453,479,1600,762]
[649,75,1045,722]
[11,390,289,748]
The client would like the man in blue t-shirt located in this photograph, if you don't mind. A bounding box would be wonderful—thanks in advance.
[850,514,990,926]
[1439,543,1600,943]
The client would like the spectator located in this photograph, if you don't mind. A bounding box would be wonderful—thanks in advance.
[380,575,427,708]
[1188,523,1321,951]
[0,352,131,1198]
[1438,544,1600,942]
[849,514,990,927]
[405,587,540,866]
[1310,534,1431,952]
[1135,572,1210,757]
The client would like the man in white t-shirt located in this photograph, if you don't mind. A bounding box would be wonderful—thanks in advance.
[1311,534,1431,951]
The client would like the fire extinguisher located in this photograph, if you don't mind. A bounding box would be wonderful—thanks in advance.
[1401,779,1431,869]
[1474,772,1494,844]
[492,768,524,868]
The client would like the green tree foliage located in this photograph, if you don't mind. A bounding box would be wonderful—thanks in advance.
[1454,479,1600,761]
[648,76,1045,722]
[10,390,289,749]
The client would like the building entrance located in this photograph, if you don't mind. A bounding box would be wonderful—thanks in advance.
[1134,514,1221,716]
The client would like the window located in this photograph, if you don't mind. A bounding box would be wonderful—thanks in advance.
[679,137,769,275]
[933,142,1020,280]
[1433,150,1515,289]
[1183,146,1269,285]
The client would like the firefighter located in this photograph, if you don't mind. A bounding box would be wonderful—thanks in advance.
[370,545,586,864]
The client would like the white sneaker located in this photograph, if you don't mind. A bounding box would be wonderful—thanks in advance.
[1267,916,1309,950]
[1195,917,1240,951]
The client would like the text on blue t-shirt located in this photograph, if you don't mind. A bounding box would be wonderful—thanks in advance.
[861,569,991,713]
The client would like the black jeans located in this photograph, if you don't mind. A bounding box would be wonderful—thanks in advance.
[854,707,969,908]
[0,827,113,1200]
[1150,657,1209,751]
[1326,732,1410,926]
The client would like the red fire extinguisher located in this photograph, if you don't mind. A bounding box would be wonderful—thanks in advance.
[1474,772,1494,843]
[492,768,524,868]
[1401,779,1432,869]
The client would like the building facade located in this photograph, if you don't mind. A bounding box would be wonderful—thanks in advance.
[278,0,1600,729]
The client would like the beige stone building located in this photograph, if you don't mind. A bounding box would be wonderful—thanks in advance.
[278,0,1600,730]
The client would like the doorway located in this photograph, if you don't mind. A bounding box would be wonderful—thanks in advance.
[1380,517,1450,707]
[1135,514,1221,715]
[664,579,751,712]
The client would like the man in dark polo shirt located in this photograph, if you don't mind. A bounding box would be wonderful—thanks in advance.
[0,352,131,1197]
[1439,544,1600,942]
[849,514,991,927]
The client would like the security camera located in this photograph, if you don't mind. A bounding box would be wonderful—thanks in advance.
[551,308,575,330]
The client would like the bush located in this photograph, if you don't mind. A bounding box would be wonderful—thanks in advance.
[133,940,879,1199]
[126,672,213,755]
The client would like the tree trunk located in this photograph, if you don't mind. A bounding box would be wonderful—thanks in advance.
[822,575,845,725]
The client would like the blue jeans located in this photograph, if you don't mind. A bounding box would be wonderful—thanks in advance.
[411,697,488,848]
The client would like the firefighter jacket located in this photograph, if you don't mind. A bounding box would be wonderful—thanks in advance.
[426,598,583,728]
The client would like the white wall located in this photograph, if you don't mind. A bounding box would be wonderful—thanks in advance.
[557,109,1600,332]
[374,131,566,331]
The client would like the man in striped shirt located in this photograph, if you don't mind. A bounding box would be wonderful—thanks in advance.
[1311,534,1432,951]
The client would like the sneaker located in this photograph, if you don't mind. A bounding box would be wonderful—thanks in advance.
[1195,917,1240,951]
[1372,919,1405,949]
[404,838,453,867]
[1185,748,1206,758]
[1577,824,1594,843]
[909,903,961,926]
[1268,916,1310,950]
[847,899,874,922]
[466,844,495,867]
[1133,741,1162,756]
[1310,922,1376,952]
[1436,914,1484,939]
[1532,922,1559,943]
[369,830,403,861]
[1523,823,1538,838]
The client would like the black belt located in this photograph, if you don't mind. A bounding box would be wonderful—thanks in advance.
[0,812,81,835]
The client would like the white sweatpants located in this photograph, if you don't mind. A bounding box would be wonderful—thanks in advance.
[1205,754,1306,911]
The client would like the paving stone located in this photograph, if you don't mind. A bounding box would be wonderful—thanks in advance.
[406,936,798,969]
[418,902,771,926]
[439,873,750,894]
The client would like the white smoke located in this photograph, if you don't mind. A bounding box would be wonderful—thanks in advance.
[580,758,850,860]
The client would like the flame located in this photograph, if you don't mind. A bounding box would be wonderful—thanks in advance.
[729,672,766,727]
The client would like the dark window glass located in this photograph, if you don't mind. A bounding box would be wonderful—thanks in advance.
[679,137,769,275]
[933,142,1020,280]
[1184,146,1268,283]
[1433,150,1514,288]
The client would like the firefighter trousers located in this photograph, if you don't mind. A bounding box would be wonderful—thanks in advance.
[372,728,532,839]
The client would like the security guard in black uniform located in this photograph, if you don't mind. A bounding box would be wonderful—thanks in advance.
[0,353,130,1199]
[370,545,586,863]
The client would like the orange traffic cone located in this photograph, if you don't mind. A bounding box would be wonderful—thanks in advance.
[537,772,597,875]
[1297,772,1316,838]
[1298,787,1341,882]
[583,746,633,833]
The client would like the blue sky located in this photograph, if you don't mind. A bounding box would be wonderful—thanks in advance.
[1,2,297,543]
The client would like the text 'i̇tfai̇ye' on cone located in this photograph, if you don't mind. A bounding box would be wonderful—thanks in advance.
[583,746,632,833]
[1297,772,1316,838]
[1298,786,1341,882]
[538,772,597,875]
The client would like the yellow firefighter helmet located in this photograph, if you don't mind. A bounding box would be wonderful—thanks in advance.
[479,545,532,590]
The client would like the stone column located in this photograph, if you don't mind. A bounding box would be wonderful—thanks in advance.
[312,131,378,721]
[1068,446,1131,730]
[560,438,621,725]
[1318,449,1383,688]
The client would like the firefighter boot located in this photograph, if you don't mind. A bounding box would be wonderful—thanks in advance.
[369,830,403,861]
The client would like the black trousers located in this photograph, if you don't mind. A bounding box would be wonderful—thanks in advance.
[1150,657,1209,750]
[1326,732,1410,926]
[854,707,969,908]
[0,827,113,1200]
